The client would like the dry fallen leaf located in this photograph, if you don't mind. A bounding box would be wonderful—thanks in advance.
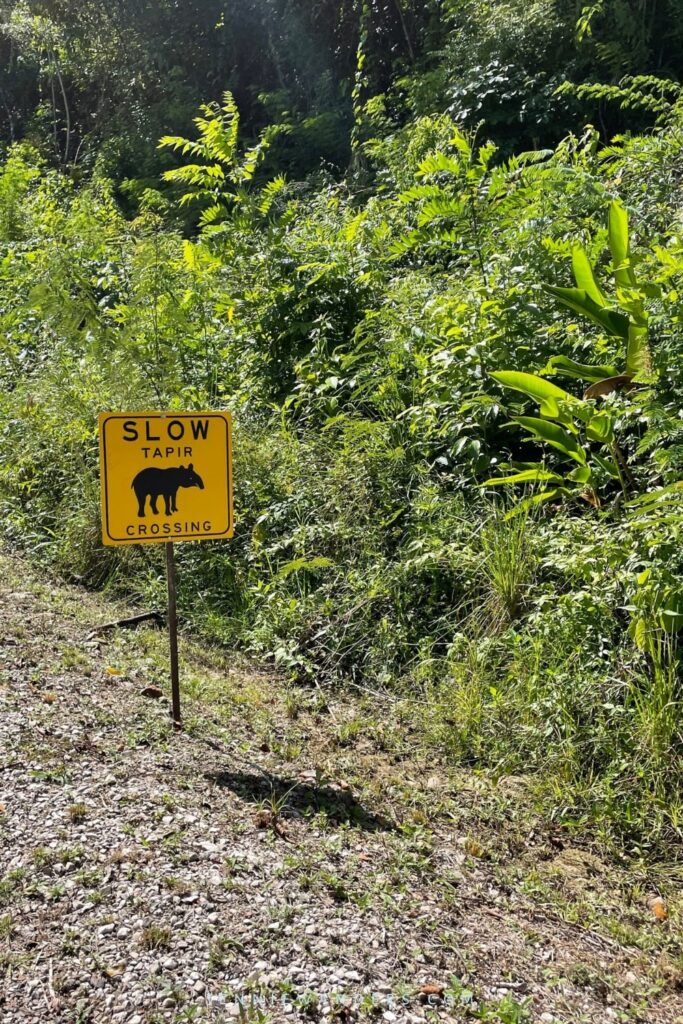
[420,984,444,996]
[419,983,445,1004]
[0,804,6,813]
[140,685,164,699]
[255,809,273,829]
[649,896,668,921]
[464,837,485,858]
[254,809,287,838]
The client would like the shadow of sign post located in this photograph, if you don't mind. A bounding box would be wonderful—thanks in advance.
[98,412,233,728]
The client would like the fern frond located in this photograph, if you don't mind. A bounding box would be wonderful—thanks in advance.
[388,228,430,256]
[158,136,207,158]
[236,124,281,183]
[559,76,682,121]
[397,184,445,204]
[258,175,287,216]
[156,90,281,224]
[418,153,463,178]
[417,196,466,225]
[179,190,217,207]
[163,165,222,187]
[199,203,228,227]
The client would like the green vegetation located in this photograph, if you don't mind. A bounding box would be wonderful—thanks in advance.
[0,1,681,859]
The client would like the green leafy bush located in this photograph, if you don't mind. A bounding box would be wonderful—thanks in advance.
[0,96,681,853]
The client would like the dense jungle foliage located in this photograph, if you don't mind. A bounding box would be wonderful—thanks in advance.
[0,0,682,857]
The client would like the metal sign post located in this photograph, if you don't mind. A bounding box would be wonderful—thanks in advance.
[165,541,181,728]
[98,411,234,730]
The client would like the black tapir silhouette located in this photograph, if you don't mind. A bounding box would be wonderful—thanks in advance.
[132,464,204,517]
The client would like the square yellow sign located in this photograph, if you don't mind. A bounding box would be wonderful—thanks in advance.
[99,412,233,545]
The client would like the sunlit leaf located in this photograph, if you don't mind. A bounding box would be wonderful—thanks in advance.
[545,285,630,340]
[481,469,564,486]
[542,355,619,383]
[510,416,586,464]
[572,246,606,306]
[608,200,637,288]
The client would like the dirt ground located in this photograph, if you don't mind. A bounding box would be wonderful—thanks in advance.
[1,550,682,1024]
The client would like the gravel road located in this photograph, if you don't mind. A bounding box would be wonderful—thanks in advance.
[1,553,681,1023]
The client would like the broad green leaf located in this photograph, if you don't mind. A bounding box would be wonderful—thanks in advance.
[534,395,575,424]
[490,371,571,404]
[660,591,683,633]
[585,411,615,444]
[608,200,637,288]
[572,246,606,306]
[555,398,594,428]
[504,488,572,517]
[630,617,649,651]
[491,371,581,423]
[566,465,592,483]
[513,417,587,464]
[625,323,652,376]
[481,469,564,486]
[639,281,662,299]
[545,286,630,340]
[542,355,619,383]
[593,453,621,479]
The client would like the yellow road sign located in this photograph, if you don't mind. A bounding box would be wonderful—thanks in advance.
[99,412,233,546]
